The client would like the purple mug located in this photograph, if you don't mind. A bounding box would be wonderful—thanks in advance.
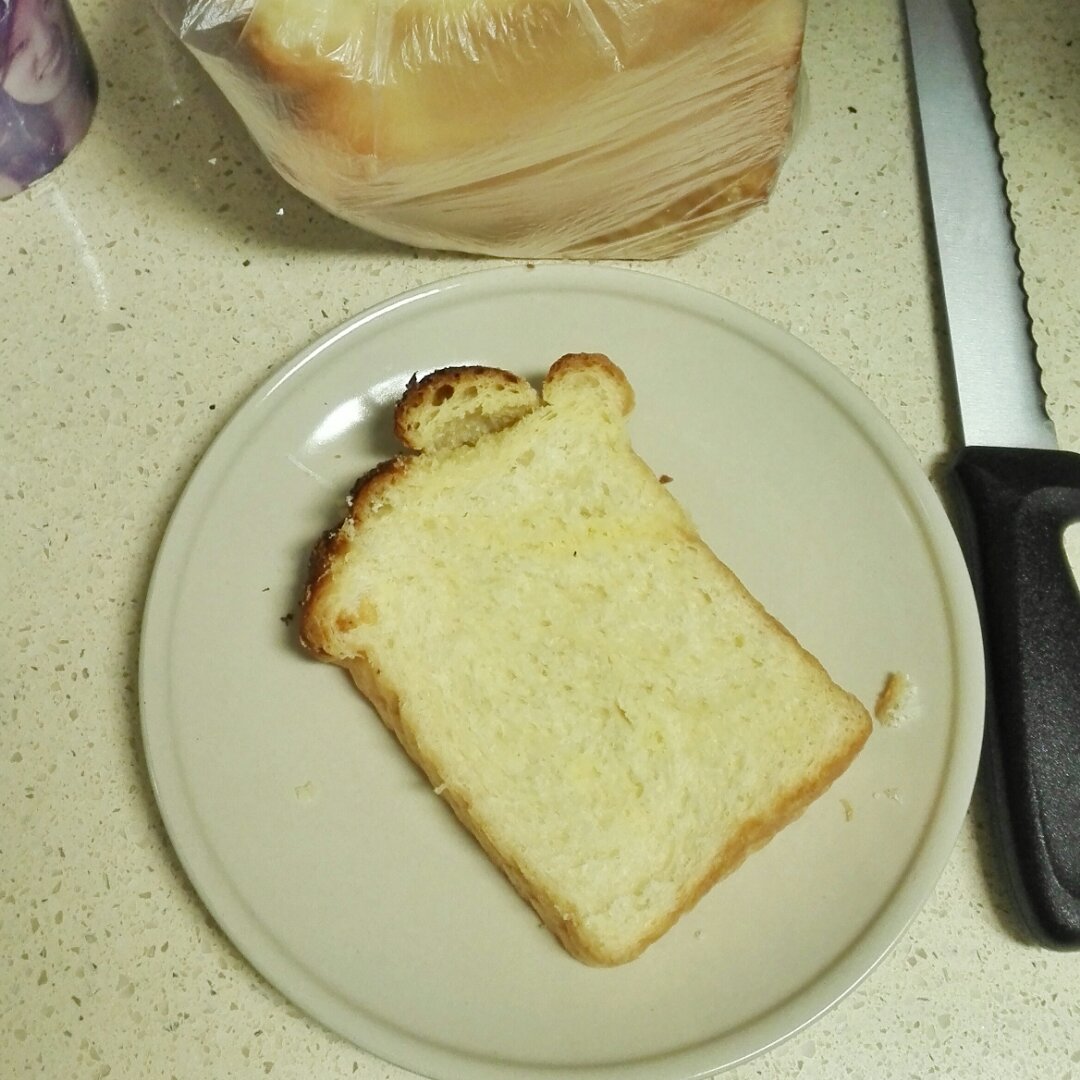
[0,0,97,198]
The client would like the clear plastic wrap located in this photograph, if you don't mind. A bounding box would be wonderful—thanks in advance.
[155,0,806,258]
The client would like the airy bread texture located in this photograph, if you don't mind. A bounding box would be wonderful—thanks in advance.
[166,0,806,257]
[300,354,871,964]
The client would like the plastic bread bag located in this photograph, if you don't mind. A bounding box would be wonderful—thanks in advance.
[154,0,806,259]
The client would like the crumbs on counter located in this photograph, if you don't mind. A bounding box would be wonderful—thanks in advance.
[841,798,854,822]
[658,474,674,484]
[293,781,317,802]
[281,612,294,625]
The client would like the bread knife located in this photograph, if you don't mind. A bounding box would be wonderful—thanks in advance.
[902,0,1080,947]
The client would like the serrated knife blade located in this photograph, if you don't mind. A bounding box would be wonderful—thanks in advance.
[903,0,1054,450]
[903,0,1080,948]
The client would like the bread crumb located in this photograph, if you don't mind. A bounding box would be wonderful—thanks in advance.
[840,798,854,822]
[874,671,917,726]
[293,781,316,802]
[873,787,903,803]
[658,474,674,484]
[433,782,447,795]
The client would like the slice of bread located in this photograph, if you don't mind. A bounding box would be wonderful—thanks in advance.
[300,353,872,965]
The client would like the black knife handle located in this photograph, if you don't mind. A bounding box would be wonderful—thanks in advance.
[951,445,1080,947]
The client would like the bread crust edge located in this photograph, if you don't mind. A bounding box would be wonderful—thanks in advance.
[298,456,409,658]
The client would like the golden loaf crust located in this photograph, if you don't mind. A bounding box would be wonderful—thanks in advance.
[209,0,807,256]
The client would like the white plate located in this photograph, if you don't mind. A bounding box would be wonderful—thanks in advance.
[140,265,984,1080]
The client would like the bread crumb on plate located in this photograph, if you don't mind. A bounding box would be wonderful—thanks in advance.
[874,671,918,727]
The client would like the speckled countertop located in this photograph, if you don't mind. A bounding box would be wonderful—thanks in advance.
[3,0,1079,1077]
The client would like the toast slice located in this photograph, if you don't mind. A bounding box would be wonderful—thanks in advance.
[300,353,872,965]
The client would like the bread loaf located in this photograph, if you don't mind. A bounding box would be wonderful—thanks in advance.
[163,0,806,257]
[300,354,871,964]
